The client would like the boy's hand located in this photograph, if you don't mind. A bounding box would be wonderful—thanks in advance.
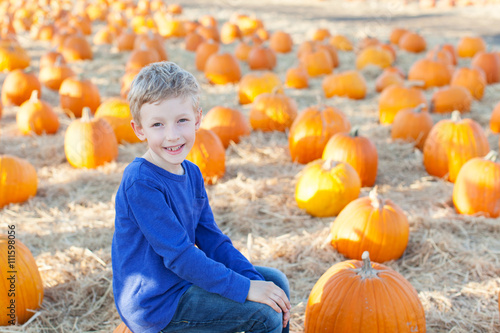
[247,280,291,328]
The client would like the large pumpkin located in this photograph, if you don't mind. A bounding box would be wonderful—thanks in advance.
[304,251,426,332]
[238,71,282,105]
[200,106,250,148]
[423,111,489,182]
[64,107,119,169]
[249,91,297,132]
[453,151,500,218]
[330,188,409,262]
[378,85,427,125]
[0,155,38,209]
[59,75,101,117]
[94,98,140,144]
[322,128,378,187]
[295,159,361,217]
[16,90,60,135]
[186,128,225,184]
[391,104,433,150]
[0,236,44,325]
[289,105,351,164]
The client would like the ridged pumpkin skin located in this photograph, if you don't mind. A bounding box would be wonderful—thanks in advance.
[322,129,378,187]
[64,108,119,169]
[249,92,297,132]
[204,53,241,84]
[59,76,101,117]
[457,36,486,58]
[490,101,500,133]
[295,159,361,217]
[186,128,225,184]
[408,58,453,89]
[238,71,282,105]
[285,67,309,89]
[1,69,42,107]
[94,98,140,144]
[0,155,38,209]
[16,91,60,135]
[322,70,367,100]
[378,85,427,125]
[0,236,44,325]
[423,111,489,183]
[330,189,409,262]
[355,45,394,70]
[453,151,500,218]
[200,106,250,148]
[391,104,433,150]
[289,106,351,164]
[305,252,426,333]
[430,85,472,114]
[450,66,486,100]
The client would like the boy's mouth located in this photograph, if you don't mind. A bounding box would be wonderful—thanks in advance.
[164,144,184,153]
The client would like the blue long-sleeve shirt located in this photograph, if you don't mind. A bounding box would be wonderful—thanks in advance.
[112,158,264,333]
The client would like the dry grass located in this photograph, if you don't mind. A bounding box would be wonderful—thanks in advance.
[1,0,500,332]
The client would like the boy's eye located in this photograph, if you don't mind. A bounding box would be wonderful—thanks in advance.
[152,123,162,127]
[179,118,189,123]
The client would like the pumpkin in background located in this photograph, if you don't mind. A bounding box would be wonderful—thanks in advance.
[328,34,353,51]
[312,28,330,41]
[389,27,409,45]
[375,67,405,92]
[196,25,220,43]
[355,45,394,70]
[249,91,297,132]
[430,85,472,114]
[304,251,426,332]
[490,101,500,133]
[113,322,132,333]
[322,128,378,187]
[204,53,241,84]
[0,155,37,209]
[17,90,60,135]
[200,106,250,148]
[471,51,500,84]
[322,70,367,100]
[64,107,118,169]
[60,33,93,62]
[184,32,205,52]
[391,104,433,150]
[59,74,101,117]
[195,40,219,71]
[426,45,455,67]
[120,69,140,99]
[1,68,41,107]
[378,85,427,125]
[247,45,276,70]
[134,31,168,61]
[299,48,333,77]
[398,31,427,53]
[285,66,309,89]
[93,25,115,45]
[39,55,75,91]
[289,105,351,164]
[330,188,409,262]
[423,111,490,182]
[234,40,254,61]
[269,30,293,53]
[117,28,137,51]
[220,22,241,44]
[186,128,225,184]
[450,66,487,100]
[0,236,44,325]
[457,36,486,58]
[407,57,453,89]
[94,98,140,144]
[295,159,361,217]
[441,43,458,65]
[453,151,500,218]
[238,71,282,105]
[125,43,161,72]
[0,43,30,71]
[39,50,66,69]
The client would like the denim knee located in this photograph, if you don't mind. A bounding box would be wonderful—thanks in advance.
[256,304,283,333]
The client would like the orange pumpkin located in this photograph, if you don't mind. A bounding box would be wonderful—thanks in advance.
[295,159,361,217]
[398,31,427,53]
[59,75,101,117]
[113,322,132,333]
[289,105,351,164]
[269,30,293,53]
[423,111,490,182]
[247,45,276,70]
[328,34,353,51]
[234,40,253,61]
[60,33,93,62]
[249,91,298,132]
[457,36,486,58]
[299,48,333,77]
[322,70,367,100]
[322,128,378,187]
[389,27,409,45]
[125,43,161,72]
[312,28,330,41]
[490,101,500,133]
[39,50,66,69]
[1,68,41,106]
[0,43,30,71]
[184,32,205,52]
[238,71,282,105]
[94,98,141,144]
[408,57,453,89]
[186,128,225,184]
[204,53,241,85]
[355,45,394,70]
[375,68,404,92]
[220,22,241,44]
[378,85,427,125]
[430,85,472,114]
[0,236,44,325]
[195,40,219,71]
[330,188,409,262]
[471,51,500,84]
[200,106,250,148]
[453,151,500,218]
[450,66,487,100]
[285,66,309,89]
[0,155,37,209]
[64,107,118,168]
[17,90,60,135]
[134,31,168,61]
[39,55,75,91]
[304,251,426,332]
[391,104,433,150]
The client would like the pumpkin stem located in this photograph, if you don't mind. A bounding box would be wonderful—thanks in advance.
[451,110,462,122]
[322,159,338,171]
[414,103,426,113]
[484,150,498,162]
[29,90,39,102]
[349,127,360,137]
[359,251,378,279]
[81,107,93,122]
[369,186,384,209]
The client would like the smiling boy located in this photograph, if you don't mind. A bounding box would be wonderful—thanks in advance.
[111,62,290,333]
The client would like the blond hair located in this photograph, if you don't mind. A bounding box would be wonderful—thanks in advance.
[128,61,200,126]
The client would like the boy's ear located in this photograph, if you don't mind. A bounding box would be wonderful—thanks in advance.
[131,120,147,141]
[194,108,203,130]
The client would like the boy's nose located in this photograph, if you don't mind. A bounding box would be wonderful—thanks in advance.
[165,126,181,141]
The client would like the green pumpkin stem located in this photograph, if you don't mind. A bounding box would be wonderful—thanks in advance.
[359,251,378,279]
[350,127,360,137]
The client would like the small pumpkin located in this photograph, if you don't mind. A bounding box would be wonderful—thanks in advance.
[39,55,75,91]
[17,90,60,135]
[322,70,367,100]
[204,52,241,85]
[186,128,225,184]
[378,85,427,125]
[94,98,140,144]
[312,28,330,41]
[249,91,298,132]
[39,50,66,68]
[0,155,37,209]
[330,187,409,262]
[269,30,293,53]
[299,48,333,77]
[234,40,253,61]
[184,32,205,52]
[328,34,353,51]
[389,27,409,45]
[322,128,378,187]
[355,45,394,70]
[295,159,361,217]
[0,236,44,325]
[391,104,433,150]
[125,43,161,72]
[64,107,118,168]
[220,22,242,44]
[200,106,250,148]
[408,57,453,89]
[59,74,101,117]
[430,85,472,114]
[457,36,486,58]
[398,31,427,53]
[450,66,487,100]
[289,105,351,164]
[375,68,405,92]
[471,51,500,84]
[247,45,277,71]
[60,33,93,62]
[304,251,426,333]
[238,71,282,105]
[285,66,309,89]
[490,101,500,133]
[1,68,41,107]
[423,111,490,182]
[0,43,30,71]
[195,40,220,71]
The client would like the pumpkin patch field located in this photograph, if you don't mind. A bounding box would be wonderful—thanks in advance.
[1,0,500,331]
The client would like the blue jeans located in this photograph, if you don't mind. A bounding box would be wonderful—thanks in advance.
[160,266,290,333]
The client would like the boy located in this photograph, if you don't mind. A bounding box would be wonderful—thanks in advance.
[112,61,291,333]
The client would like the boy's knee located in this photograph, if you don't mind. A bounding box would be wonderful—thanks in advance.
[258,304,283,332]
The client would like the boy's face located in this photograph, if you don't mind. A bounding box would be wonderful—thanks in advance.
[131,97,202,175]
